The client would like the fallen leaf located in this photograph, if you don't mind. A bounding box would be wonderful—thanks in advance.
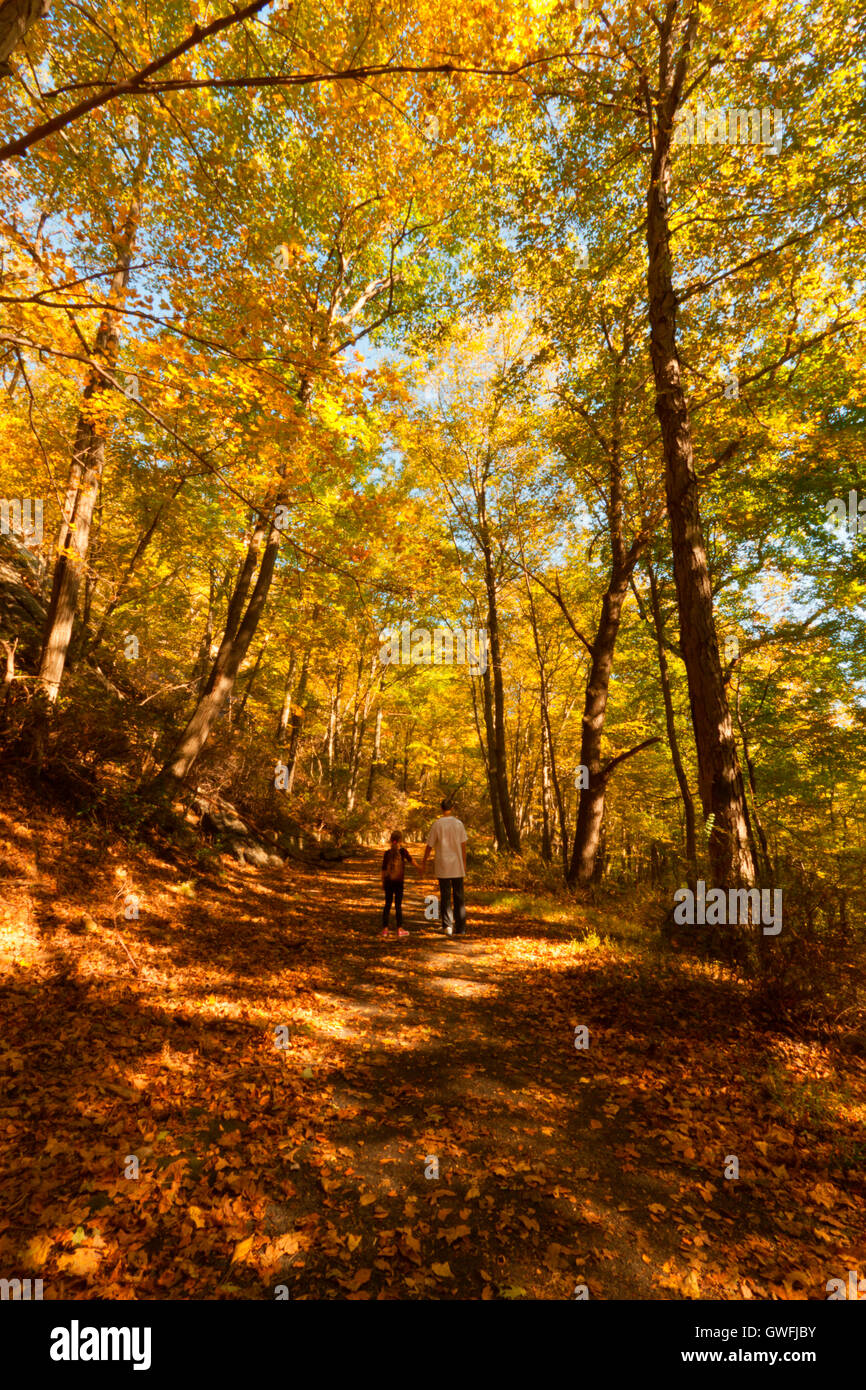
[232,1236,254,1263]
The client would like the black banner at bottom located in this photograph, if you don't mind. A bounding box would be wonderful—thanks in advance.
[5,1296,858,1378]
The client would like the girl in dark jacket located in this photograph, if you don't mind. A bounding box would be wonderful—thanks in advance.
[381,831,415,937]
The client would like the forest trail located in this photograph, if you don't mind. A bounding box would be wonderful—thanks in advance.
[1,802,863,1300]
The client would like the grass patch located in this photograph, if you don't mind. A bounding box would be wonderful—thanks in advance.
[762,1059,854,1129]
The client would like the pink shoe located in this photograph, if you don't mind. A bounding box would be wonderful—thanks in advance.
[397,928,409,937]
[381,928,390,937]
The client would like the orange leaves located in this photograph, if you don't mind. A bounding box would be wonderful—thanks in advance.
[57,1229,107,1278]
[231,1235,254,1264]
[23,1233,54,1270]
[57,1246,102,1277]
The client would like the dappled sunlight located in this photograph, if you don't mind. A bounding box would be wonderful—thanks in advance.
[2,793,864,1303]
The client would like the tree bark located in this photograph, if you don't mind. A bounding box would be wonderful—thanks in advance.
[152,502,281,788]
[36,190,142,700]
[481,528,521,851]
[567,574,631,884]
[478,661,507,849]
[86,474,188,660]
[646,559,697,882]
[276,650,298,741]
[522,557,569,871]
[283,644,311,793]
[643,7,755,887]
[365,705,382,801]
[735,678,771,877]
[326,664,343,791]
[235,638,267,722]
[540,716,552,862]
[566,323,651,885]
[0,0,49,79]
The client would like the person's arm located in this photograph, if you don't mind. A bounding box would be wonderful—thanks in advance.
[421,844,432,875]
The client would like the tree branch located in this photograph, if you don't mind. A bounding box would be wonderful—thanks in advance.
[600,736,661,781]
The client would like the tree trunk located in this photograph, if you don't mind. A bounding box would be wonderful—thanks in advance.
[478,662,507,849]
[151,370,313,791]
[36,191,142,700]
[522,559,570,872]
[481,538,520,851]
[326,665,343,791]
[86,474,188,660]
[235,638,267,722]
[152,506,279,788]
[646,560,697,882]
[76,485,102,659]
[0,0,50,80]
[540,718,552,862]
[365,705,382,801]
[401,721,413,793]
[735,679,771,877]
[568,574,630,884]
[276,650,298,740]
[346,659,369,811]
[643,9,754,887]
[283,645,310,793]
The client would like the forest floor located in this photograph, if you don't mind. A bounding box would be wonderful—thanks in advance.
[1,784,864,1300]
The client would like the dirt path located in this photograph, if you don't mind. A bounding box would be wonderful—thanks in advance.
[1,807,863,1300]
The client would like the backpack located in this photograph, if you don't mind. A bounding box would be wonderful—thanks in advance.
[385,846,404,880]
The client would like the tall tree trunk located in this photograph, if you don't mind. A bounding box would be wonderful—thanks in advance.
[0,0,50,80]
[235,638,267,722]
[540,718,552,863]
[470,671,504,850]
[86,474,188,660]
[151,375,312,791]
[522,558,570,872]
[283,645,310,793]
[345,659,369,811]
[401,721,413,793]
[36,190,142,699]
[566,329,649,885]
[643,7,754,887]
[76,485,102,658]
[735,679,771,877]
[568,573,630,884]
[479,661,507,849]
[646,560,697,882]
[481,538,520,851]
[326,665,343,791]
[365,705,382,801]
[152,507,279,788]
[276,650,298,741]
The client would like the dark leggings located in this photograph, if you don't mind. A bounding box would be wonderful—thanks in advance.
[383,879,404,927]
